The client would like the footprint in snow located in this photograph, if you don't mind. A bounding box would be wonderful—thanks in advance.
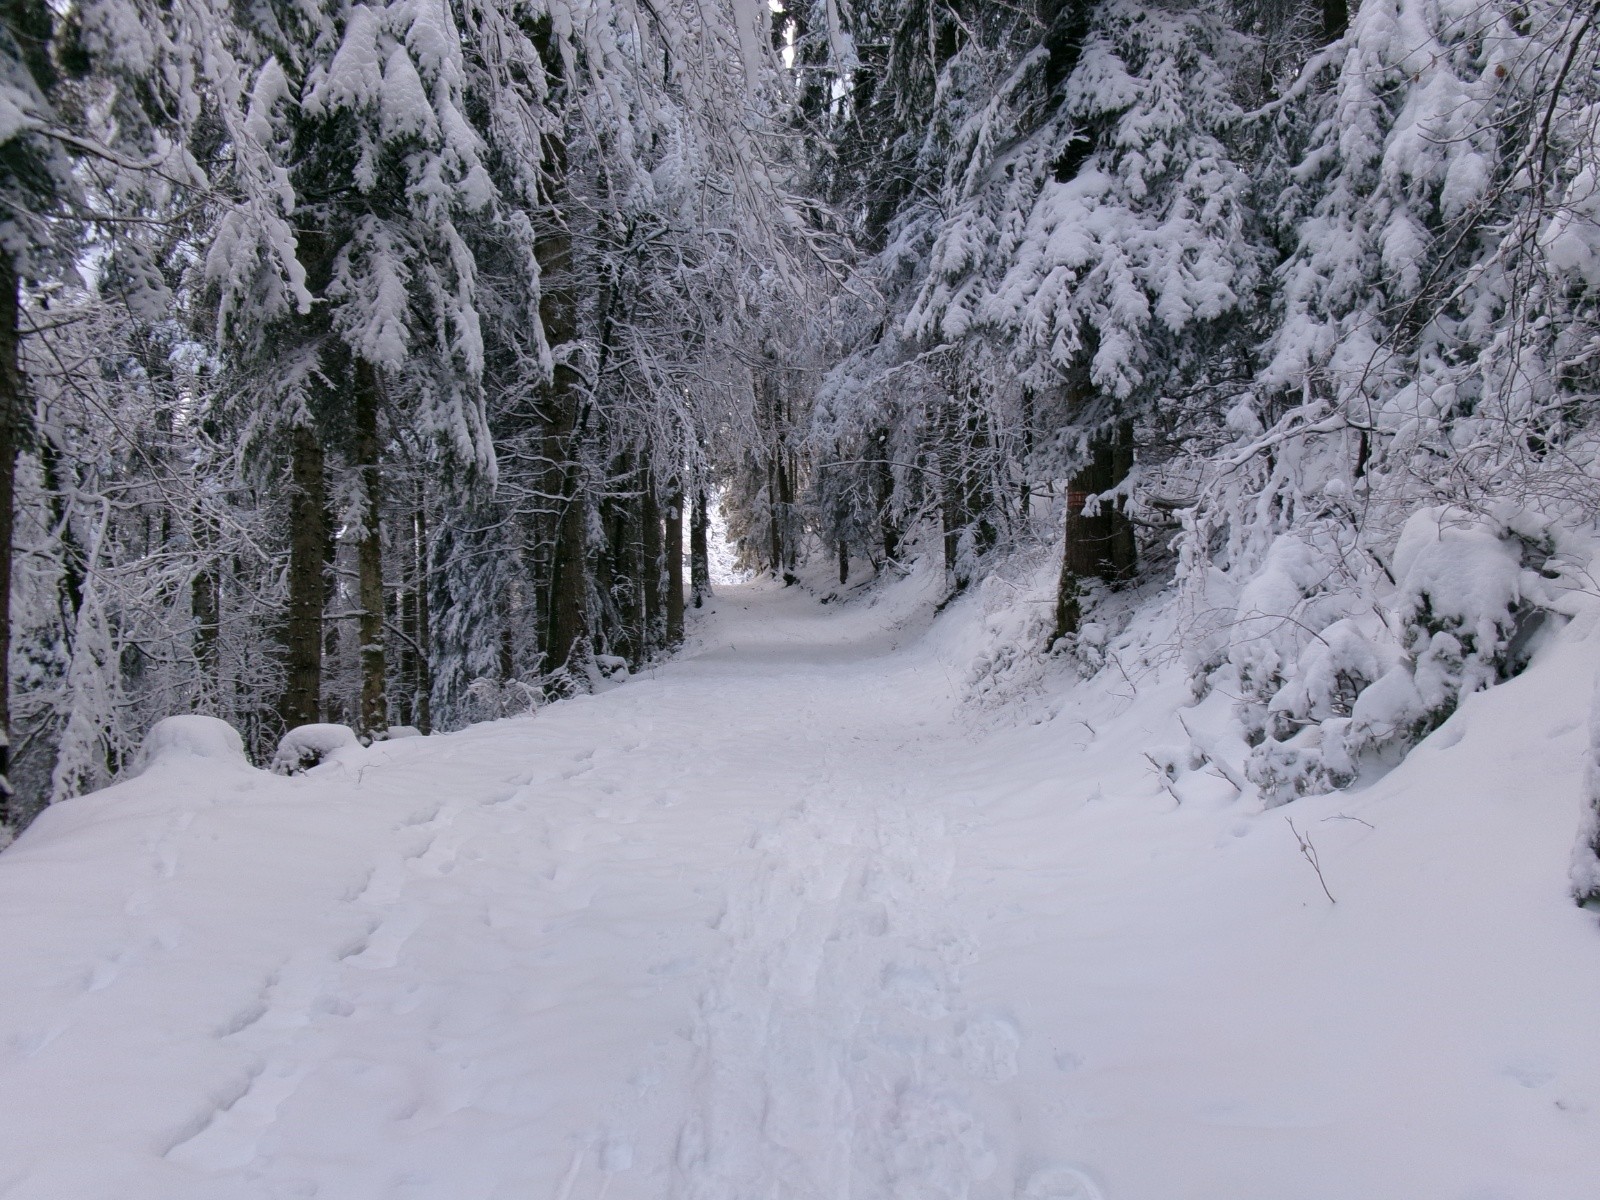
[957,1010,1022,1082]
[881,964,949,1019]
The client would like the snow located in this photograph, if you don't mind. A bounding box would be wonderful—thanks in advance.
[270,723,361,774]
[136,716,250,773]
[0,574,1598,1198]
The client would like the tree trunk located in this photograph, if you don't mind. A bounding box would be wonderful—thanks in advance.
[533,14,588,685]
[875,430,899,564]
[1053,420,1136,643]
[191,510,220,699]
[353,358,387,738]
[1019,386,1035,521]
[838,539,849,585]
[281,423,327,732]
[690,489,711,609]
[780,449,798,574]
[412,482,431,734]
[936,394,961,575]
[545,448,588,680]
[664,486,685,644]
[641,462,662,658]
[1323,0,1348,42]
[767,454,783,577]
[0,253,19,820]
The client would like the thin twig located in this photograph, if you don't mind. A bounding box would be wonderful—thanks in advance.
[1322,813,1375,830]
[1286,817,1336,905]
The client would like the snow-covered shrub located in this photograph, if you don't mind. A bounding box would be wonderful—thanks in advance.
[1242,509,1560,805]
[461,677,542,724]
[136,716,251,774]
[1571,673,1600,908]
[271,724,360,775]
[1227,535,1365,750]
[1395,507,1552,683]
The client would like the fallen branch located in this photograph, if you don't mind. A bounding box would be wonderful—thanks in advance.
[1286,817,1336,904]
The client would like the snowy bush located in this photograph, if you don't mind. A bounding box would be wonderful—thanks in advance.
[1227,535,1367,750]
[271,724,360,775]
[461,677,542,724]
[1240,509,1561,805]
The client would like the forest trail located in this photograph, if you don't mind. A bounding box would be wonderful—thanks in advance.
[4,575,1600,1200]
[0,581,1101,1200]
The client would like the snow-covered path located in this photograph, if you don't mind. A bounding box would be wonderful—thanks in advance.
[3,576,1600,1199]
[0,581,1072,1200]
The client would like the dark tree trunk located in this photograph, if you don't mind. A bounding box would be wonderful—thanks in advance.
[780,449,798,573]
[1053,420,1136,643]
[1323,0,1348,42]
[838,539,849,586]
[191,510,220,696]
[618,454,647,664]
[690,489,711,609]
[412,482,431,734]
[353,358,387,738]
[545,451,588,680]
[875,430,899,564]
[664,486,685,644]
[0,254,19,819]
[936,396,961,574]
[533,14,588,685]
[499,616,515,682]
[641,461,662,658]
[281,423,327,731]
[1019,387,1036,521]
[767,454,783,576]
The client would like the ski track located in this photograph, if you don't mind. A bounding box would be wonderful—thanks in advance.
[0,583,1097,1200]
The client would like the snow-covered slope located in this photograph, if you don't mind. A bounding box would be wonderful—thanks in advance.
[1,570,1597,1199]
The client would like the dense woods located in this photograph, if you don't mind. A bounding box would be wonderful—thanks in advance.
[3,0,1600,875]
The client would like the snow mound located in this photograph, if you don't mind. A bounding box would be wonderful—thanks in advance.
[383,725,424,740]
[271,723,360,774]
[135,715,249,773]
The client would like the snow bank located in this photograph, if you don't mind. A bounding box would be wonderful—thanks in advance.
[135,715,250,773]
[270,723,361,774]
[1571,672,1600,906]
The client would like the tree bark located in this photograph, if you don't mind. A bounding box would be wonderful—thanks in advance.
[0,253,20,819]
[412,482,431,734]
[768,457,783,578]
[191,509,219,698]
[1053,420,1136,643]
[875,429,899,565]
[641,461,662,658]
[533,13,588,685]
[353,358,387,738]
[664,486,685,644]
[1323,0,1348,42]
[281,423,326,731]
[545,442,588,680]
[690,489,711,609]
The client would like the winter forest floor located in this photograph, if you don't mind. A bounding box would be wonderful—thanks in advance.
[2,574,1600,1200]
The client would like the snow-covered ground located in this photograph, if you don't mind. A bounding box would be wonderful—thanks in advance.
[2,570,1598,1199]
